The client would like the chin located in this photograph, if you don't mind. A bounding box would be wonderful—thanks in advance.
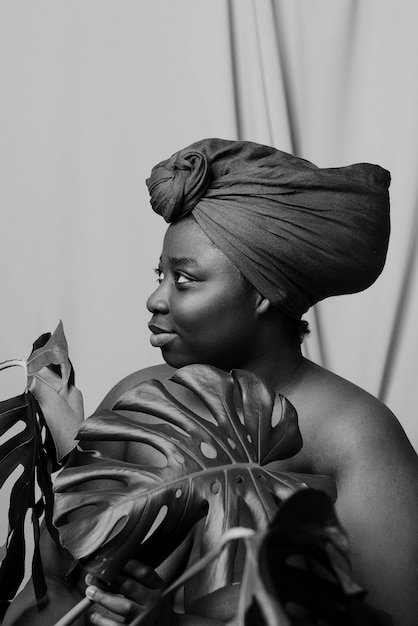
[161,349,195,370]
[162,349,232,372]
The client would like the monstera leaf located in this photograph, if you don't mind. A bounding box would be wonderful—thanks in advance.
[0,390,51,618]
[234,488,366,626]
[129,490,377,626]
[0,322,83,617]
[53,365,310,591]
[26,321,84,463]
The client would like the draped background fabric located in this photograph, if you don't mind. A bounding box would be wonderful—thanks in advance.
[1,1,418,549]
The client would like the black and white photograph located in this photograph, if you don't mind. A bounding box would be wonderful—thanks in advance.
[1,2,417,625]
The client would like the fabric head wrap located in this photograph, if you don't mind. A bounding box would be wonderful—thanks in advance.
[146,138,390,319]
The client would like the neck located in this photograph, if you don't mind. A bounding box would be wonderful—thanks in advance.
[232,306,312,394]
[239,340,307,395]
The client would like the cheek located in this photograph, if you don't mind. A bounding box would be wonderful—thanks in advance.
[173,290,254,339]
[171,299,220,334]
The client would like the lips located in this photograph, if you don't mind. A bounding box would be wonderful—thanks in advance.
[148,323,177,348]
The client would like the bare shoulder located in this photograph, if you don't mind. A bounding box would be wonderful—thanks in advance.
[289,362,418,623]
[96,363,176,411]
[285,360,418,476]
[80,363,175,462]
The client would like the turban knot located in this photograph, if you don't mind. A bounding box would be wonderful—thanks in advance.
[146,138,391,319]
[147,150,211,222]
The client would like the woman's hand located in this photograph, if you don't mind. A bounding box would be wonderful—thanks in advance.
[85,559,177,625]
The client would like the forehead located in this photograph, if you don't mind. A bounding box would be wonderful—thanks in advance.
[160,217,245,285]
[161,217,217,260]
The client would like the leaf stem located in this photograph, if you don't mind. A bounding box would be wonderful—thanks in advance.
[128,527,255,626]
[53,596,92,626]
[0,359,27,378]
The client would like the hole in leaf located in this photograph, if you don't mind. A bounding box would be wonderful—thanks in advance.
[103,515,129,546]
[200,442,217,459]
[175,489,182,498]
[0,464,24,546]
[141,505,168,543]
[232,387,245,425]
[227,438,236,449]
[211,481,220,494]
[235,475,244,484]
[247,434,252,443]
[173,453,185,465]
[0,420,26,447]
[271,400,281,427]
[23,507,35,580]
[40,424,47,444]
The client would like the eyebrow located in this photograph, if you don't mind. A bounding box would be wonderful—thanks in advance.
[159,256,199,266]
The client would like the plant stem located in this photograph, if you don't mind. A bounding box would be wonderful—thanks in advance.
[127,527,255,626]
[53,597,92,626]
[0,359,27,375]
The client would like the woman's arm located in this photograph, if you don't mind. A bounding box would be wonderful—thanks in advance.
[332,403,418,626]
[84,560,175,626]
[83,562,225,626]
[2,526,85,626]
[3,518,196,626]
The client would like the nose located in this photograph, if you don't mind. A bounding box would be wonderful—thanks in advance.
[146,281,170,314]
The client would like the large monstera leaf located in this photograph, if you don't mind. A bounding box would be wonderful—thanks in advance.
[0,390,51,618]
[234,488,365,626]
[0,322,83,617]
[131,489,376,626]
[228,487,382,626]
[53,365,311,591]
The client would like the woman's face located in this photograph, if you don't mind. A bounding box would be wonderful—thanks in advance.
[146,217,262,370]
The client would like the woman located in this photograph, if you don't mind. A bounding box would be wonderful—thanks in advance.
[4,139,418,625]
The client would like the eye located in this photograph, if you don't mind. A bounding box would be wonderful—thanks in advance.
[174,272,193,286]
[154,268,164,284]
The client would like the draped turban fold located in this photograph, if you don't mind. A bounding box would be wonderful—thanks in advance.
[146,138,391,319]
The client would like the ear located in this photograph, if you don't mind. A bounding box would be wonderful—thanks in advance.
[255,293,271,315]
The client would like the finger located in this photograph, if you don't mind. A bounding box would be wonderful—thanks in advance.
[121,560,164,589]
[111,575,162,606]
[86,585,135,617]
[88,608,124,626]
[85,572,105,589]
